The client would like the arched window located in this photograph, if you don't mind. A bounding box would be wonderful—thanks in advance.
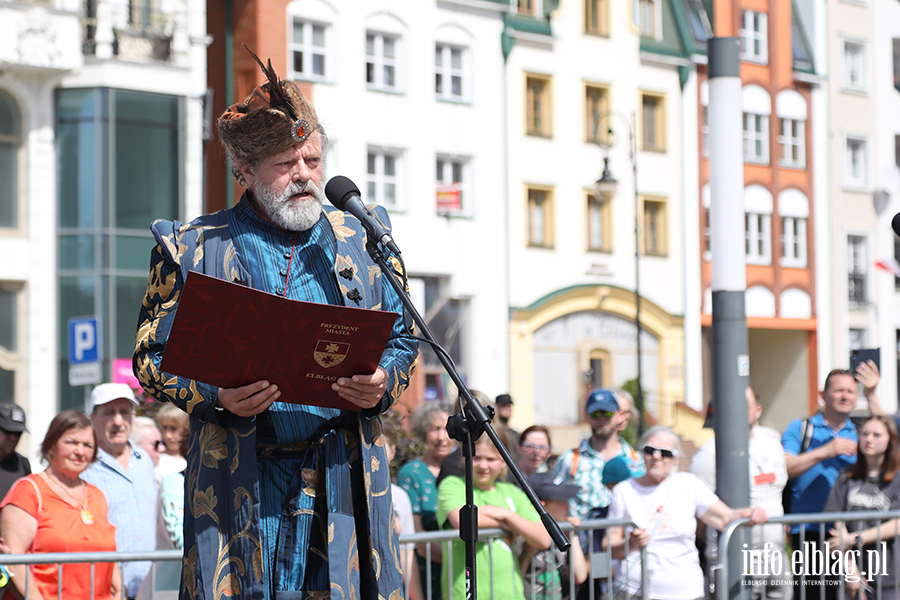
[775,90,807,168]
[0,91,21,229]
[778,189,809,267]
[745,185,773,265]
[743,85,771,165]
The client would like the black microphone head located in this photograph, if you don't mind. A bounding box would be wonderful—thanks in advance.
[324,176,360,210]
[893,213,900,238]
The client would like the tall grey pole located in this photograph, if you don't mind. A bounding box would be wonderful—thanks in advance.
[628,113,644,439]
[708,37,751,600]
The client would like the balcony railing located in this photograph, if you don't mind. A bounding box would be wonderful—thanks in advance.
[82,0,187,64]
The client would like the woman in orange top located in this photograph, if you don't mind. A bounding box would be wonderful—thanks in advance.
[0,410,120,599]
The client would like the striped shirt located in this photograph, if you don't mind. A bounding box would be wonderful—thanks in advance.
[82,442,157,598]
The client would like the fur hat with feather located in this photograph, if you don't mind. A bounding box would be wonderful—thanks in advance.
[218,45,319,172]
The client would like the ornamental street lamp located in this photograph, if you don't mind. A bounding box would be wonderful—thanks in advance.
[592,112,644,437]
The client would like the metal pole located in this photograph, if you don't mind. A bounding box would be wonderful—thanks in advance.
[593,112,645,435]
[630,113,644,438]
[708,36,751,600]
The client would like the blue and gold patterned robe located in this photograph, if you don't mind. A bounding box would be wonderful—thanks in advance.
[134,196,417,600]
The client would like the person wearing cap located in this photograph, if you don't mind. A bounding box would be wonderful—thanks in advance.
[495,393,520,450]
[133,50,417,600]
[0,401,31,499]
[81,382,157,599]
[551,389,646,551]
[601,455,633,490]
[521,472,589,600]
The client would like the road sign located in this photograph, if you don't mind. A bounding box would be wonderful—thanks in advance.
[68,316,101,387]
[68,316,99,364]
[69,362,102,387]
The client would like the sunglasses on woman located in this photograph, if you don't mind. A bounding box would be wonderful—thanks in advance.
[521,443,551,453]
[642,445,677,459]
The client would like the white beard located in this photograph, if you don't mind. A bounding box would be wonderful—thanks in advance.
[254,177,325,232]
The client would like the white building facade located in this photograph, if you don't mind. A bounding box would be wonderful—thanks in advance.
[0,0,209,459]
[504,0,691,435]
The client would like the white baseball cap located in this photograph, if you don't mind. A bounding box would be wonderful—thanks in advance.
[90,383,139,413]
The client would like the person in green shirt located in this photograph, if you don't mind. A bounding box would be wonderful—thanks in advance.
[437,430,551,600]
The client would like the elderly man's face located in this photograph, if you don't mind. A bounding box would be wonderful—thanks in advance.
[92,398,135,451]
[242,132,325,231]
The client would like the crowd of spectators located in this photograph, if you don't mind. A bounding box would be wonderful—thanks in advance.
[1,360,898,600]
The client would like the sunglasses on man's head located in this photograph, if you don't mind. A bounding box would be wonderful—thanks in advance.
[589,410,615,420]
[642,445,677,459]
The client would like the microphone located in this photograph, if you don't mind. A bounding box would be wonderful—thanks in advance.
[324,176,401,255]
[893,213,900,238]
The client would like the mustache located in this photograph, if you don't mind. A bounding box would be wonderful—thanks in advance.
[278,179,322,202]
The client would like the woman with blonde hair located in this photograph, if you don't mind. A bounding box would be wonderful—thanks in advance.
[154,402,188,481]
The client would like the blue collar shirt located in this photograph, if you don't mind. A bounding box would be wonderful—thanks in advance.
[782,412,857,532]
[82,441,158,598]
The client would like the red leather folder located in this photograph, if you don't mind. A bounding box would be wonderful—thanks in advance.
[159,271,398,411]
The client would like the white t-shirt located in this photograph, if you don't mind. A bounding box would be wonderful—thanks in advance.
[392,483,416,554]
[608,471,718,600]
[689,426,787,555]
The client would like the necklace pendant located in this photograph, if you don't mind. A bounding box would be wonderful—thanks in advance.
[81,508,94,525]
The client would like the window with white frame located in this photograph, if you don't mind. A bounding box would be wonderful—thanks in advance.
[740,10,768,63]
[746,213,771,264]
[633,0,658,38]
[742,85,771,164]
[0,91,20,230]
[843,39,868,93]
[435,44,466,101]
[435,156,470,216]
[848,235,867,309]
[743,112,769,164]
[781,215,807,267]
[845,136,869,189]
[290,19,328,81]
[745,185,772,265]
[779,119,805,168]
[366,32,400,91]
[367,149,402,209]
[776,90,806,168]
[778,189,808,268]
[0,284,20,406]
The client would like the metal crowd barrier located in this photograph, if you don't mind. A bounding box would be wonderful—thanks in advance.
[0,519,647,600]
[718,510,900,600]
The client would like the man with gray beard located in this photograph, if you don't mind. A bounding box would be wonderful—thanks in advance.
[134,50,417,600]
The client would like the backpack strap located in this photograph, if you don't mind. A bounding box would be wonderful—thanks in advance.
[799,418,814,454]
[570,448,579,479]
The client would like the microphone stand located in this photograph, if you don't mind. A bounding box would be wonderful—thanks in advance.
[364,240,570,600]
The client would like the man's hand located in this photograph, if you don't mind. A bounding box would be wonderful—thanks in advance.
[333,367,388,410]
[856,359,880,394]
[217,380,280,416]
[826,436,858,458]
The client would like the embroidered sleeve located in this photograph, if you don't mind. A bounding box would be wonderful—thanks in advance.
[367,207,418,416]
[133,223,235,427]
